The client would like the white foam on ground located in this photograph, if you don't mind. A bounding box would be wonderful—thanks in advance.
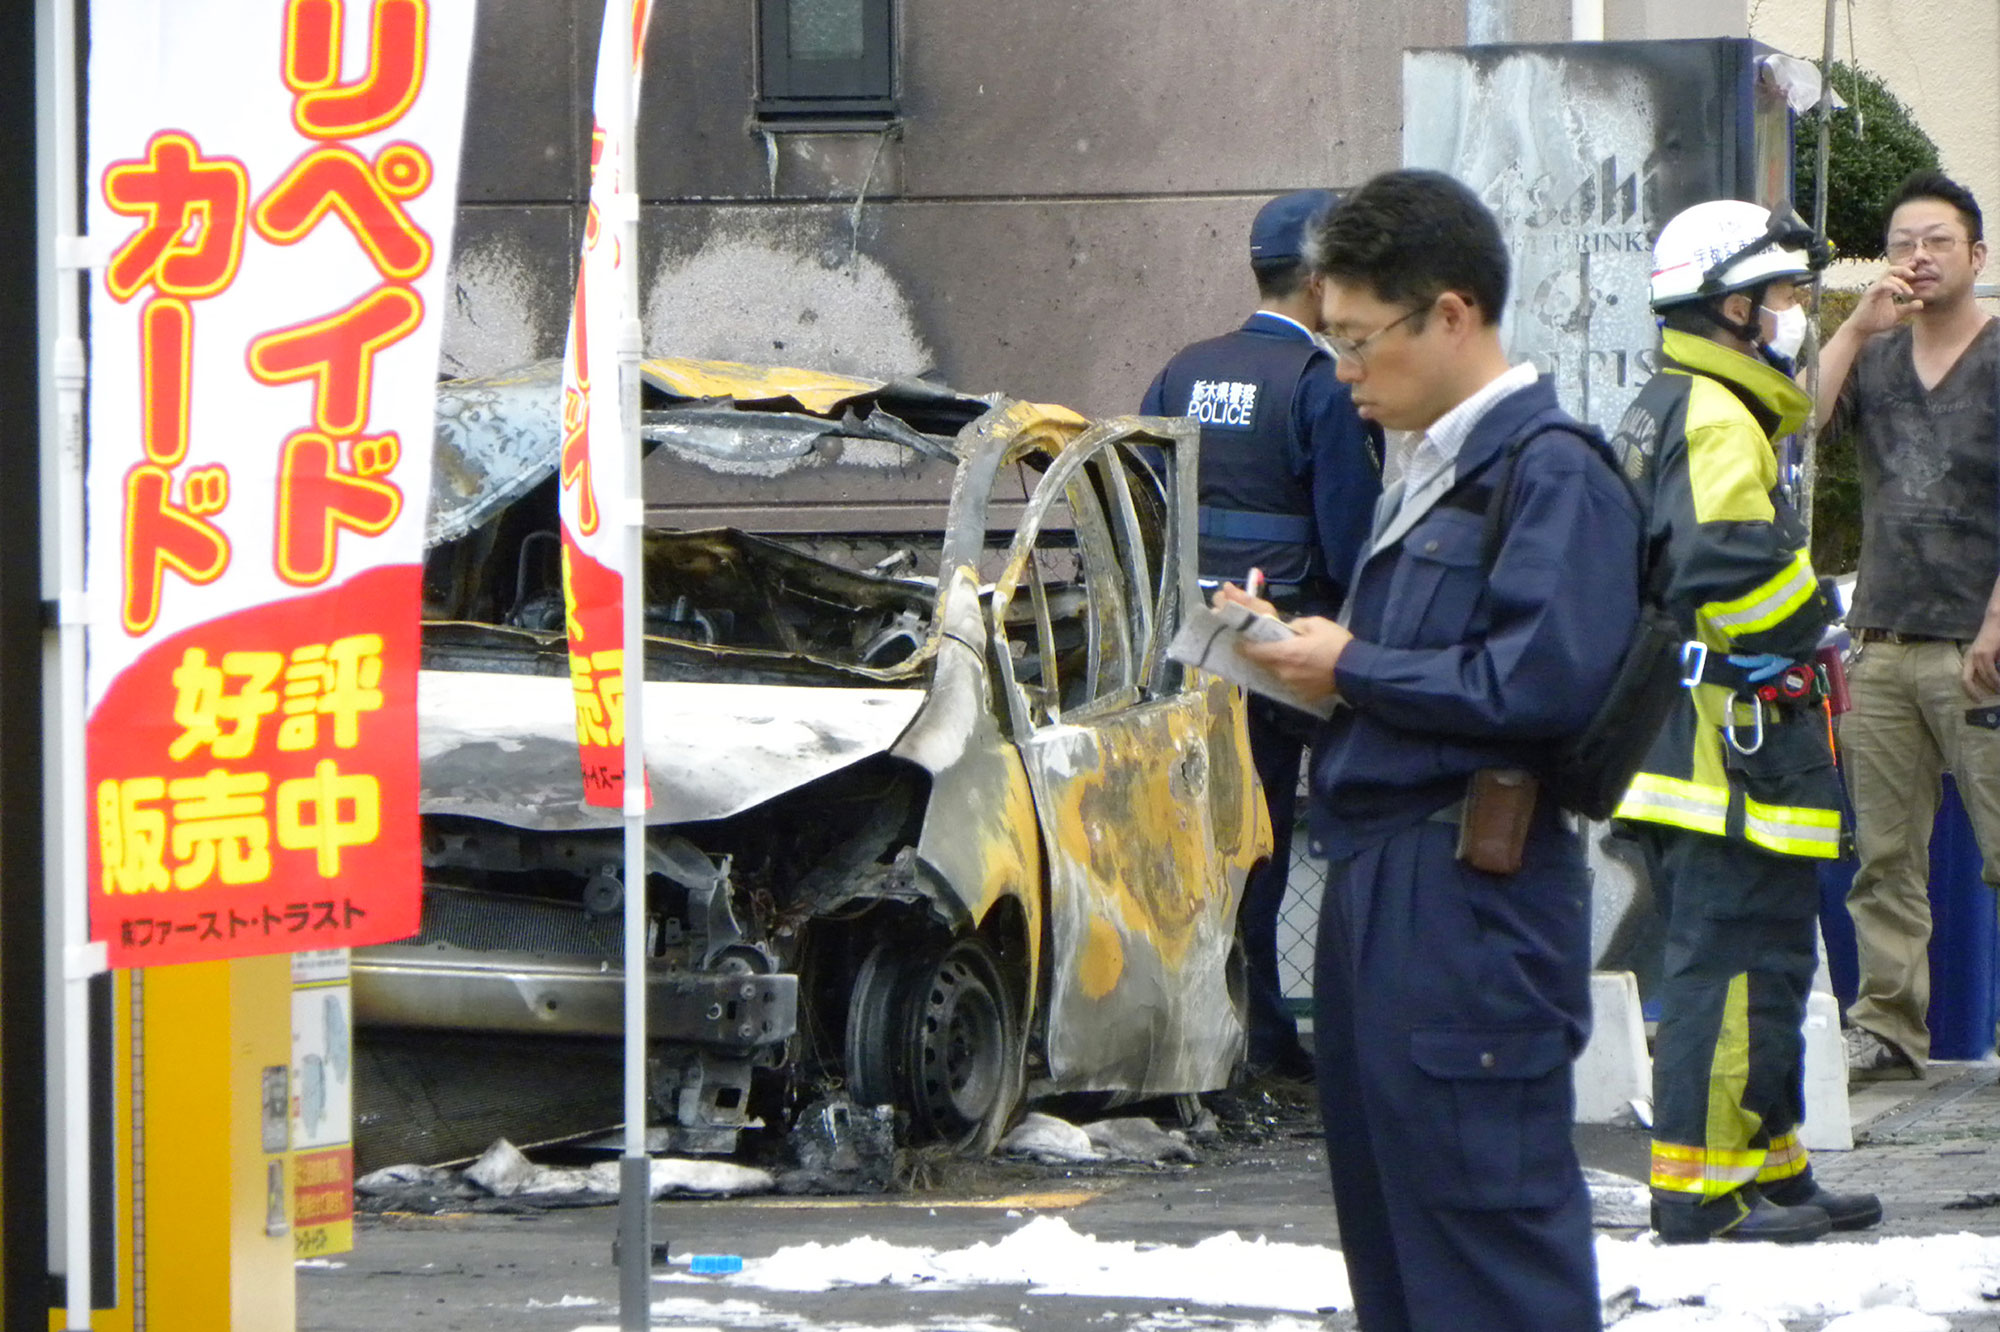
[573,1217,2000,1327]
[579,1294,1023,1330]
[649,1215,1346,1313]
[1595,1231,2000,1320]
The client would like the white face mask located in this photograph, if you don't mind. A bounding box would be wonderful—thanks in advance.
[1763,303,1809,361]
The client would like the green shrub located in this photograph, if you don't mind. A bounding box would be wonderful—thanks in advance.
[1807,288,1861,575]
[1794,62,1941,262]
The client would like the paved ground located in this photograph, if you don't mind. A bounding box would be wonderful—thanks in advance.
[300,1068,2000,1331]
[1814,1062,2000,1233]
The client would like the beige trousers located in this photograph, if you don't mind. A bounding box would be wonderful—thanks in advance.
[1840,638,2000,1070]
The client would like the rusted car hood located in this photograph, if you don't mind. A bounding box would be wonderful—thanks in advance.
[418,670,926,830]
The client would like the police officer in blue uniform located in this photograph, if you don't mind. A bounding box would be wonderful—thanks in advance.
[1142,188,1381,1079]
[1233,171,1641,1331]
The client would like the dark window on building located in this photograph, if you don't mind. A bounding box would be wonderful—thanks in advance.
[756,0,895,122]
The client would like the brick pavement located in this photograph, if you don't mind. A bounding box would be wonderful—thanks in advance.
[1746,1063,2000,1331]
[1814,1061,2000,1239]
[1577,1063,2000,1327]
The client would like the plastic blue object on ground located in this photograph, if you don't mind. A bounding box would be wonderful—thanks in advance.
[690,1254,743,1275]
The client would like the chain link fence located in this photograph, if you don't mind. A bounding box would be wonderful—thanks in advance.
[1275,770,1323,1022]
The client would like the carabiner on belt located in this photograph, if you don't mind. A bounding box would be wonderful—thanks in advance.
[1679,640,1708,689]
[1723,691,1766,755]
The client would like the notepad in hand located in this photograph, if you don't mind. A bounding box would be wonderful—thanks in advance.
[1166,601,1333,720]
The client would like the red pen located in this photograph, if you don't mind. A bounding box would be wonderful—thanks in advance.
[1246,567,1265,600]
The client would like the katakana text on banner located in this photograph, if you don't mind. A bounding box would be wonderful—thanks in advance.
[559,0,656,810]
[85,0,476,967]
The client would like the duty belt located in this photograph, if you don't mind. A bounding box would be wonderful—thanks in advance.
[1678,642,1828,756]
[1197,506,1314,545]
[1678,645,1823,705]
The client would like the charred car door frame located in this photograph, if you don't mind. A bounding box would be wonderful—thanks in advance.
[987,420,1254,1095]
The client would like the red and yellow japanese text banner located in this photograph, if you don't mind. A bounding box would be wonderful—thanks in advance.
[84,0,476,967]
[559,0,656,810]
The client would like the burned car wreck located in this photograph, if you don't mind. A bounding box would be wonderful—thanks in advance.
[353,358,1272,1171]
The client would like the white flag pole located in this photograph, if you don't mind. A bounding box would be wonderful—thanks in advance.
[1800,0,1839,542]
[40,0,101,1325]
[615,7,652,1327]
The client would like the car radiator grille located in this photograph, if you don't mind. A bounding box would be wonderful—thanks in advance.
[416,885,624,959]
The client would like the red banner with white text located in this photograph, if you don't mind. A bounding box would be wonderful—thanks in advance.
[559,0,656,810]
[84,0,475,967]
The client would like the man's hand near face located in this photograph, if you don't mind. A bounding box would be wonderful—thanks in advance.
[1849,264,1923,336]
[1213,583,1352,707]
[1813,264,1921,427]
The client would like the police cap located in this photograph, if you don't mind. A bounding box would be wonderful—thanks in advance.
[1249,189,1338,264]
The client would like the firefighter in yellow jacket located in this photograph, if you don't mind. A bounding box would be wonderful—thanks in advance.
[1610,199,1882,1244]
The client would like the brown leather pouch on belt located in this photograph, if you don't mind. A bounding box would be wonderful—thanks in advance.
[1456,768,1538,875]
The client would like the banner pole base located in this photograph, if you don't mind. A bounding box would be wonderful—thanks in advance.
[618,1155,652,1330]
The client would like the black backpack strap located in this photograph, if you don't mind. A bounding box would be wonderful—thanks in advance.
[1471,414,1623,572]
[1420,413,1611,571]
[1476,435,1532,571]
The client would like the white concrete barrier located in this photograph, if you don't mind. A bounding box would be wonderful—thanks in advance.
[1576,970,1650,1124]
[1800,988,1854,1150]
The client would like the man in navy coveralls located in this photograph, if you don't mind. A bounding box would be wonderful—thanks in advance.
[1230,170,1641,1332]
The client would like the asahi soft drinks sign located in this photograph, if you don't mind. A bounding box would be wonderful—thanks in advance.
[1405,48,1670,431]
[1405,42,1791,437]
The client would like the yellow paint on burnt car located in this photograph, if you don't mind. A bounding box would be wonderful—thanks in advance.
[641,357,1090,439]
[640,358,888,413]
[1024,696,1245,1092]
[1078,916,1125,999]
[975,751,1045,1001]
[1046,706,1222,972]
[1205,678,1274,878]
[986,397,1091,455]
[897,562,1046,1021]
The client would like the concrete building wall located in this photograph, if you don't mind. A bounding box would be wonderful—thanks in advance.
[1749,0,2000,252]
[1604,0,1745,41]
[445,0,1613,416]
[439,1,2000,415]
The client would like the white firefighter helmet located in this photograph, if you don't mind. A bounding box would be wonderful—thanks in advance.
[1649,199,1829,310]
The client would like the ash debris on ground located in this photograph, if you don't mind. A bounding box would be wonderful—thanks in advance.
[350,1077,1324,1215]
[355,1140,774,1213]
[1000,1113,1202,1164]
[774,1095,900,1194]
[1199,1077,1323,1148]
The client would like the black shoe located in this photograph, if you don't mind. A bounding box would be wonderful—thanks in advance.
[1761,1172,1883,1231]
[1268,1045,1316,1082]
[1245,1042,1316,1084]
[1650,1186,1831,1245]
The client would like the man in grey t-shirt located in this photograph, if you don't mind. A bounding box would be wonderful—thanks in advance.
[1818,170,2000,1081]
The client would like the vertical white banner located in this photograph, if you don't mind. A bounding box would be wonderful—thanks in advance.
[558,0,656,811]
[291,947,354,1258]
[84,0,477,967]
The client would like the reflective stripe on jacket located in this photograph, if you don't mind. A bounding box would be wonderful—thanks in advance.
[1608,330,1841,859]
